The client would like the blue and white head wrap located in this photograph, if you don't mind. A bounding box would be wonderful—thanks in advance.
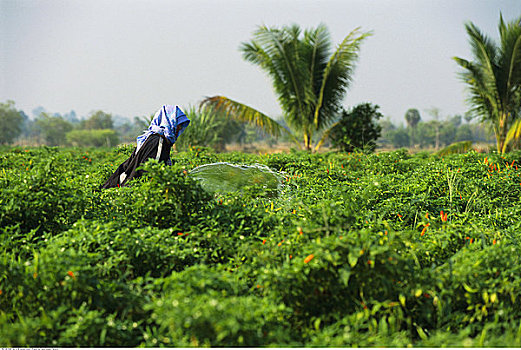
[136,105,190,151]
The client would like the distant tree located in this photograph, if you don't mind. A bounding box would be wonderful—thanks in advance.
[133,115,149,132]
[63,110,79,123]
[66,129,119,147]
[0,100,24,144]
[115,121,135,143]
[405,108,421,147]
[379,116,396,133]
[32,106,47,119]
[416,121,436,148]
[35,113,73,146]
[18,110,31,138]
[455,124,473,141]
[328,103,383,152]
[439,123,457,146]
[81,110,114,130]
[471,122,496,143]
[389,128,410,148]
[454,14,521,153]
[425,107,442,150]
[405,108,421,128]
[377,116,397,147]
[115,115,155,144]
[449,115,462,128]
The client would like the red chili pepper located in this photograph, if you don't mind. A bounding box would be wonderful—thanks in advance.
[304,254,314,264]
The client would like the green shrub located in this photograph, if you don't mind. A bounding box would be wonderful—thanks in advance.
[433,243,521,332]
[329,103,383,153]
[66,129,119,147]
[0,153,87,235]
[143,265,294,347]
[0,247,147,347]
[251,229,419,326]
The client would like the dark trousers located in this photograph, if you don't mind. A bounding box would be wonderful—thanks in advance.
[100,134,172,189]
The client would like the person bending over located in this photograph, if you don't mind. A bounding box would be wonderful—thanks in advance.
[100,104,190,189]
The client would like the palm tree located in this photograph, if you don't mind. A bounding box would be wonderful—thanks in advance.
[405,108,421,147]
[201,24,371,151]
[454,14,521,154]
[426,107,442,150]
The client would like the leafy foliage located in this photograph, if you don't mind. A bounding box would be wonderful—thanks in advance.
[34,114,73,146]
[80,110,114,130]
[405,108,421,128]
[175,106,245,151]
[1,146,521,346]
[504,118,521,152]
[437,140,474,156]
[66,129,119,147]
[0,100,24,144]
[329,103,383,152]
[200,96,288,139]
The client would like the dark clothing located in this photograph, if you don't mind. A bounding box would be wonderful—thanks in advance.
[100,133,172,189]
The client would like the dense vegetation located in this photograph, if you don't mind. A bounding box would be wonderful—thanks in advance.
[1,145,520,347]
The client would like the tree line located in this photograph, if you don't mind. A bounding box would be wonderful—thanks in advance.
[0,101,276,150]
[378,108,494,151]
[0,99,493,153]
[0,101,148,147]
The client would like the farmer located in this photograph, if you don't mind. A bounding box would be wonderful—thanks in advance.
[100,104,190,189]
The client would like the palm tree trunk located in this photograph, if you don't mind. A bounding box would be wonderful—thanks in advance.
[303,129,315,151]
[497,113,507,154]
[303,133,310,151]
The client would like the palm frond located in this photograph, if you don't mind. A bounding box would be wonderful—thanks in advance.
[175,106,224,150]
[437,141,474,156]
[302,24,331,124]
[466,23,502,112]
[453,57,499,121]
[499,15,521,104]
[313,121,339,152]
[246,26,309,122]
[199,96,299,145]
[313,28,372,128]
[503,118,521,153]
[465,22,498,76]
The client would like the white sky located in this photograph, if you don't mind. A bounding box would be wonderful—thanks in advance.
[1,0,520,125]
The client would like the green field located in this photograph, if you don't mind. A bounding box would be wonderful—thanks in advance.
[1,145,521,347]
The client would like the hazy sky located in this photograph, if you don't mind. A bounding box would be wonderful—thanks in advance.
[1,0,520,124]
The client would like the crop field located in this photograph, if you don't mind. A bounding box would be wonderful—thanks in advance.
[1,145,521,347]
